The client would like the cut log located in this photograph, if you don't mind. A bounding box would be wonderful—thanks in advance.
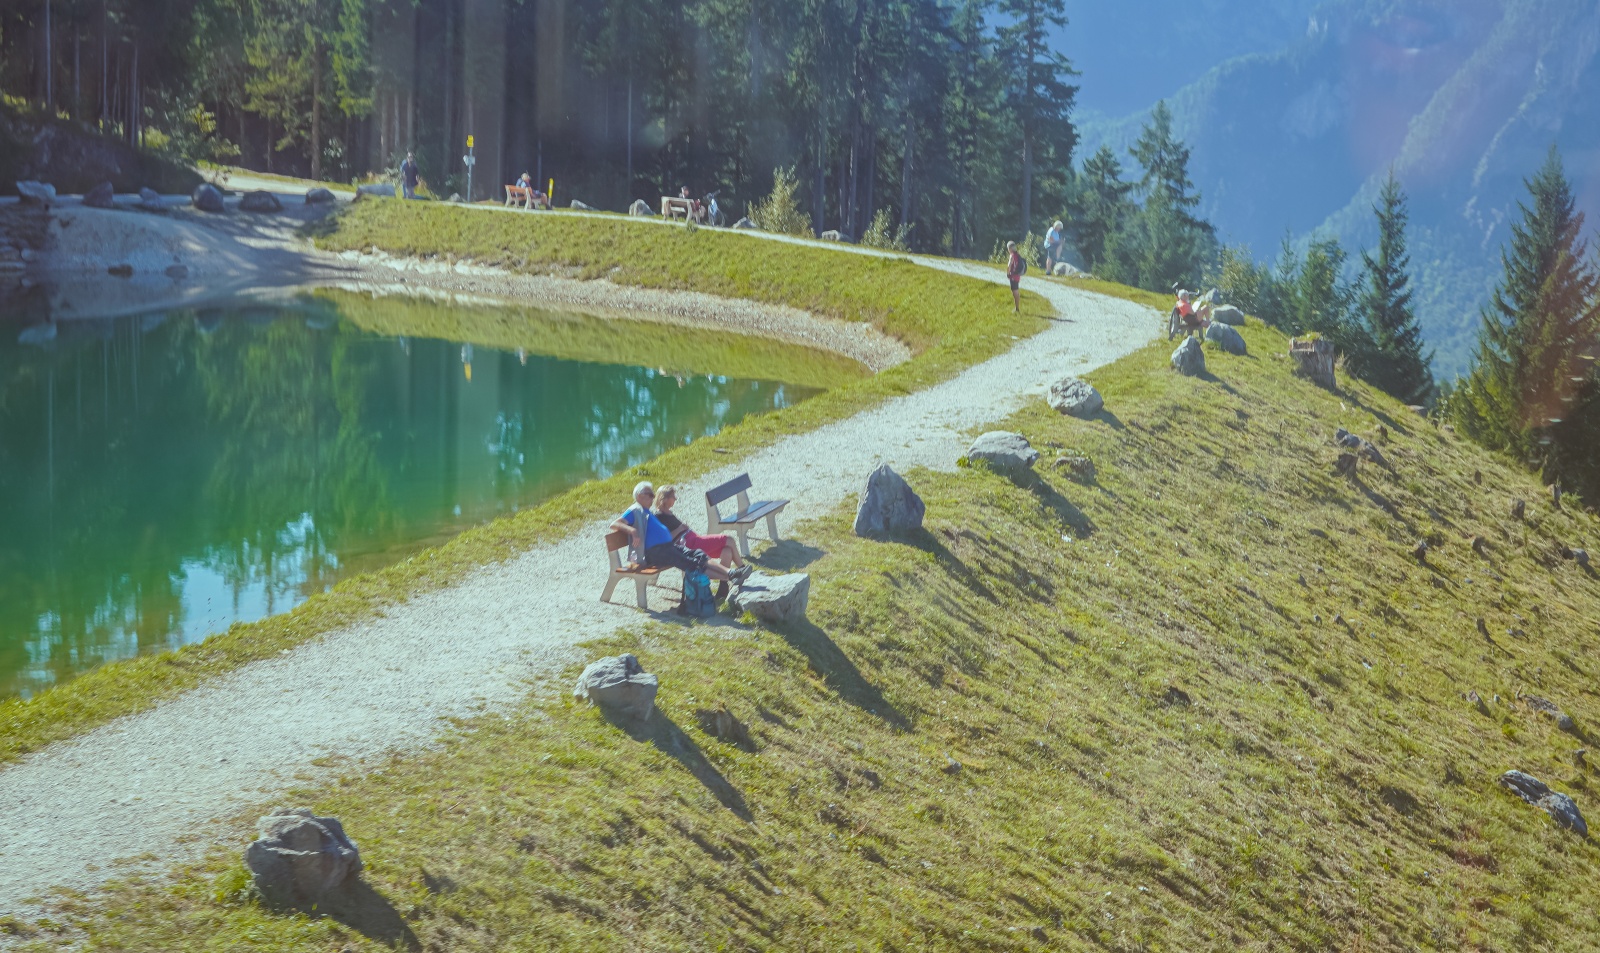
[1289,337,1336,390]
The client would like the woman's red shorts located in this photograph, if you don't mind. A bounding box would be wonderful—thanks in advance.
[684,529,730,559]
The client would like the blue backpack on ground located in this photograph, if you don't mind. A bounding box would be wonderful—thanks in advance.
[679,571,717,618]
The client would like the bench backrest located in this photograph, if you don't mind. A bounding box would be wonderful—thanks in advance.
[706,473,753,508]
[605,528,633,553]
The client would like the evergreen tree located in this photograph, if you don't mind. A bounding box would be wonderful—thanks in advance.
[1100,100,1214,291]
[1354,172,1433,403]
[995,0,1078,237]
[1068,144,1131,271]
[1451,147,1600,483]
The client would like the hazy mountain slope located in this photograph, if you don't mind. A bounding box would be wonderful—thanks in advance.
[1074,0,1600,376]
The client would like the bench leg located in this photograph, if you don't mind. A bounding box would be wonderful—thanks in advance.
[634,576,650,610]
[736,526,753,559]
[765,513,781,545]
[600,573,621,604]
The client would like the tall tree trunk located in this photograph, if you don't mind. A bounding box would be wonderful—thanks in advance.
[814,122,825,233]
[311,40,323,181]
[899,122,913,232]
[626,73,633,199]
[100,0,107,127]
[847,117,860,237]
[442,1,454,181]
[1021,133,1033,237]
[43,0,52,110]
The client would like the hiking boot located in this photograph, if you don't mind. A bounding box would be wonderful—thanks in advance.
[730,565,753,585]
[715,580,729,601]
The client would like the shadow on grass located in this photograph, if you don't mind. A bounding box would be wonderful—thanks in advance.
[758,539,827,572]
[608,706,753,820]
[1021,473,1096,540]
[1196,370,1242,398]
[1091,408,1126,431]
[316,879,421,951]
[774,619,909,730]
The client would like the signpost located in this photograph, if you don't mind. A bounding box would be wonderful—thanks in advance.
[463,135,476,202]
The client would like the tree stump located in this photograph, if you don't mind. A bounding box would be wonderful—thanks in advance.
[1289,337,1336,389]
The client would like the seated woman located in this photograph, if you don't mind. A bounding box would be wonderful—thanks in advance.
[610,482,750,589]
[653,485,746,597]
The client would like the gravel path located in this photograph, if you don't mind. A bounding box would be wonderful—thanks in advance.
[0,251,1159,919]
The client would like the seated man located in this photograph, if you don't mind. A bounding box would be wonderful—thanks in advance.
[610,482,749,589]
[652,485,746,598]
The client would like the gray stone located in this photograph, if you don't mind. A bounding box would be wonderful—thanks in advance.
[138,187,163,210]
[1171,336,1206,376]
[1568,548,1590,567]
[820,230,851,242]
[448,193,463,203]
[573,653,658,722]
[191,183,225,213]
[728,572,811,624]
[1205,321,1247,355]
[854,464,925,537]
[83,181,115,209]
[244,807,362,907]
[732,217,757,229]
[355,183,395,199]
[1210,304,1245,326]
[16,180,56,206]
[1499,770,1587,836]
[570,199,595,211]
[968,431,1039,475]
[1051,261,1080,276]
[628,199,653,216]
[1052,454,1095,482]
[305,187,335,205]
[1046,377,1103,418]
[239,190,283,213]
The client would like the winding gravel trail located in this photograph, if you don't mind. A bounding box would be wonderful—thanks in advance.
[0,255,1158,917]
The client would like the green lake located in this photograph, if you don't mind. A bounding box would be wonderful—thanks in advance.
[0,294,846,698]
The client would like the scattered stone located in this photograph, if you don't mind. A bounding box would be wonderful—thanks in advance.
[1335,452,1358,477]
[853,464,925,537]
[729,572,811,624]
[244,807,362,907]
[1473,469,1483,485]
[1205,321,1247,355]
[732,217,757,229]
[1558,713,1577,732]
[165,264,189,280]
[16,180,56,206]
[239,190,284,213]
[1512,499,1526,520]
[1472,535,1487,555]
[1576,749,1589,769]
[1570,548,1590,567]
[1468,690,1490,715]
[696,703,753,748]
[573,653,658,722]
[448,193,462,203]
[106,263,133,278]
[1170,336,1206,376]
[1052,454,1095,482]
[1289,336,1336,389]
[628,199,653,216]
[305,187,335,205]
[191,183,225,212]
[1046,377,1103,418]
[1411,540,1428,561]
[83,181,115,208]
[967,431,1039,476]
[820,229,849,242]
[138,187,163,210]
[570,199,595,211]
[942,753,963,774]
[1162,686,1192,707]
[1498,770,1587,836]
[1210,304,1245,326]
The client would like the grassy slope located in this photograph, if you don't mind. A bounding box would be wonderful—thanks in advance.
[0,204,1044,765]
[27,321,1600,952]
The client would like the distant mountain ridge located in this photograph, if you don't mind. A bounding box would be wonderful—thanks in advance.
[1070,0,1600,375]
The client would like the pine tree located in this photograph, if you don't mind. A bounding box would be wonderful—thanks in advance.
[1355,172,1433,404]
[1102,100,1215,291]
[995,0,1078,237]
[1068,144,1131,271]
[1452,147,1600,478]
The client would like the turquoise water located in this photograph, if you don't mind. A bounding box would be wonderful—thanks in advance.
[0,303,820,698]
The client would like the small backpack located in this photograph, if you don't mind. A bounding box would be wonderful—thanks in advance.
[679,571,717,618]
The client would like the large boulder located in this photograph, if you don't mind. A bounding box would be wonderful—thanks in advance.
[244,807,362,907]
[854,464,925,537]
[570,199,595,211]
[732,217,757,229]
[628,199,653,216]
[728,572,811,624]
[239,190,284,213]
[1210,304,1245,326]
[968,431,1039,476]
[1051,261,1081,276]
[83,181,116,209]
[573,653,658,722]
[1047,377,1103,419]
[305,187,335,205]
[1171,336,1206,376]
[355,183,395,200]
[820,229,851,242]
[191,183,225,213]
[1499,770,1587,836]
[138,187,163,210]
[16,181,56,206]
[1205,321,1247,355]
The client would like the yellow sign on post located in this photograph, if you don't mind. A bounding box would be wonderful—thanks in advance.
[466,135,474,148]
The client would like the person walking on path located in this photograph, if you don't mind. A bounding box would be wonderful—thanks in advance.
[1044,221,1065,273]
[400,152,420,200]
[1005,241,1025,313]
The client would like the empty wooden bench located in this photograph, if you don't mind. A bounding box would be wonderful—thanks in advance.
[601,528,665,609]
[705,473,789,559]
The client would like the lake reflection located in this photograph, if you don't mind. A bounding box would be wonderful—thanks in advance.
[0,304,819,697]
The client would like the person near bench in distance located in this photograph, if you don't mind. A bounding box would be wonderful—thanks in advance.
[611,482,751,590]
[652,484,746,599]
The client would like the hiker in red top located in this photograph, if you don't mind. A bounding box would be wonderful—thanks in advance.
[1005,240,1024,313]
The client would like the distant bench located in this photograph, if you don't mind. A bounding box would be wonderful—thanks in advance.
[706,474,788,558]
[505,185,549,210]
[660,196,696,221]
[601,528,664,609]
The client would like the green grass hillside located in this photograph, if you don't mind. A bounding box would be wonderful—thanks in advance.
[25,320,1599,952]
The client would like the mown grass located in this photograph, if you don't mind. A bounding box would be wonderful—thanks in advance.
[0,205,1046,765]
[22,321,1600,951]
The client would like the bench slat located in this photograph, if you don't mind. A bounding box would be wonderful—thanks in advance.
[706,473,754,507]
[727,500,787,524]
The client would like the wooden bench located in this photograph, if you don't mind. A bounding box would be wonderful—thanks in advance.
[661,196,696,221]
[705,473,789,559]
[505,185,548,210]
[601,528,664,609]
